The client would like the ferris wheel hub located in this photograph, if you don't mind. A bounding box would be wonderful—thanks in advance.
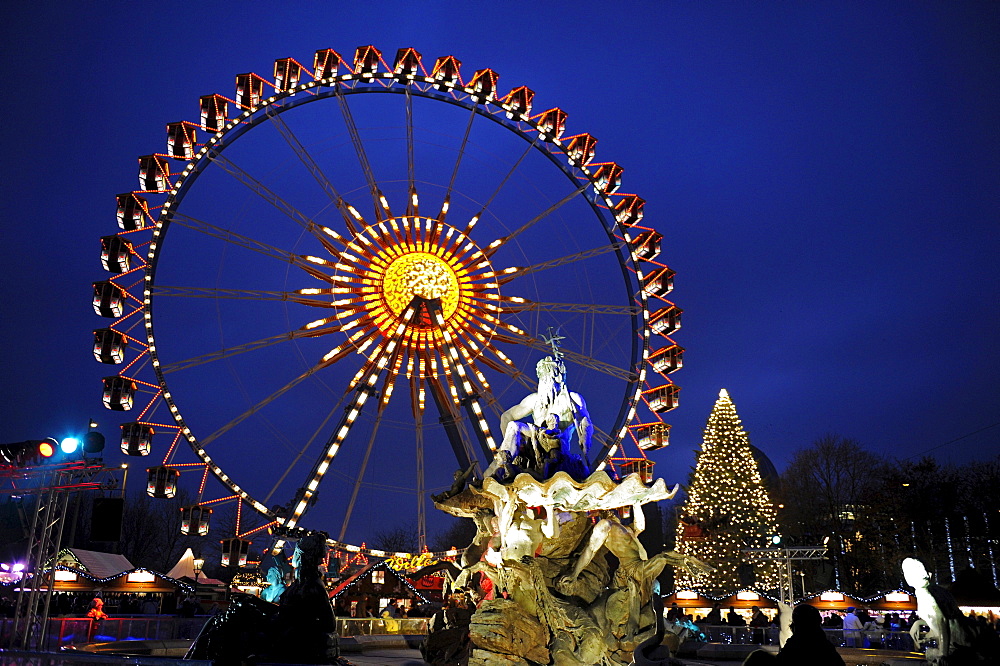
[328,215,499,345]
[383,251,460,317]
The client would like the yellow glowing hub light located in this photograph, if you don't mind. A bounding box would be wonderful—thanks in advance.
[382,252,461,319]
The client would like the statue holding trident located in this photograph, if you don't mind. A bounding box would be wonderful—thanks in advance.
[483,329,594,480]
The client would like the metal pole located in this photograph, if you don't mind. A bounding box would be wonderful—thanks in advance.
[38,476,74,649]
[786,552,794,606]
[8,479,45,648]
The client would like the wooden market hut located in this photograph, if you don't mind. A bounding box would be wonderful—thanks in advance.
[330,559,430,617]
[44,548,193,615]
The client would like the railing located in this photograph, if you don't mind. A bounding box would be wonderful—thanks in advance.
[0,614,434,650]
[336,617,430,636]
[0,616,211,651]
[697,624,780,645]
[695,624,916,651]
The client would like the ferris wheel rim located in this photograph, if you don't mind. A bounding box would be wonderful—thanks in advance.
[100,54,674,551]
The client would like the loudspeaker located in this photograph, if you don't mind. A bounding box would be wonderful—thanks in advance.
[91,497,124,541]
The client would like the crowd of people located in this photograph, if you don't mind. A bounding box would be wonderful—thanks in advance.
[664,599,1000,651]
[666,601,782,644]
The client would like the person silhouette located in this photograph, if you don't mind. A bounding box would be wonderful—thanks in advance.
[743,603,845,666]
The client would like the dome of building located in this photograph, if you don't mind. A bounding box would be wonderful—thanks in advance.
[749,444,780,491]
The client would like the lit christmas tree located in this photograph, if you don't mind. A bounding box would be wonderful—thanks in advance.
[674,388,781,595]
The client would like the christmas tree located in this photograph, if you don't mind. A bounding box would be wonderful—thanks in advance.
[674,388,781,595]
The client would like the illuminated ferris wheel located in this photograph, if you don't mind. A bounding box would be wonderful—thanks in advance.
[91,46,683,556]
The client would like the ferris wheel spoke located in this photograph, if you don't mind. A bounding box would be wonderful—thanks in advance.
[413,371,427,549]
[497,242,625,283]
[265,107,355,224]
[285,312,416,530]
[170,211,304,265]
[337,409,386,544]
[152,285,334,308]
[484,183,589,254]
[405,87,417,215]
[494,331,638,383]
[475,347,537,393]
[161,326,343,375]
[262,392,348,506]
[205,151,330,242]
[334,85,385,219]
[453,351,506,419]
[465,135,540,233]
[198,357,340,448]
[440,104,478,218]
[501,300,640,316]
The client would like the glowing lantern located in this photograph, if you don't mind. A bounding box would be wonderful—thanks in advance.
[146,465,179,498]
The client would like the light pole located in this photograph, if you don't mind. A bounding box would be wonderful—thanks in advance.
[192,557,204,613]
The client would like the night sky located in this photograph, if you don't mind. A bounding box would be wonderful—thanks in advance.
[1,2,997,544]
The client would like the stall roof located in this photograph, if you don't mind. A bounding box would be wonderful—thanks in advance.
[53,548,133,578]
[167,548,224,586]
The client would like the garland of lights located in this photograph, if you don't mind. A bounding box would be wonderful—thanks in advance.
[331,559,430,603]
[32,564,196,593]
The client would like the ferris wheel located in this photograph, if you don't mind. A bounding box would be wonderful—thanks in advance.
[91,46,683,556]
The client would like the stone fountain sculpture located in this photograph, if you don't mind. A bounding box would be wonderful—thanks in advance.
[902,557,1000,665]
[429,351,709,666]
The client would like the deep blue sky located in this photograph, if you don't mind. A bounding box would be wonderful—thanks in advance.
[1,2,998,543]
